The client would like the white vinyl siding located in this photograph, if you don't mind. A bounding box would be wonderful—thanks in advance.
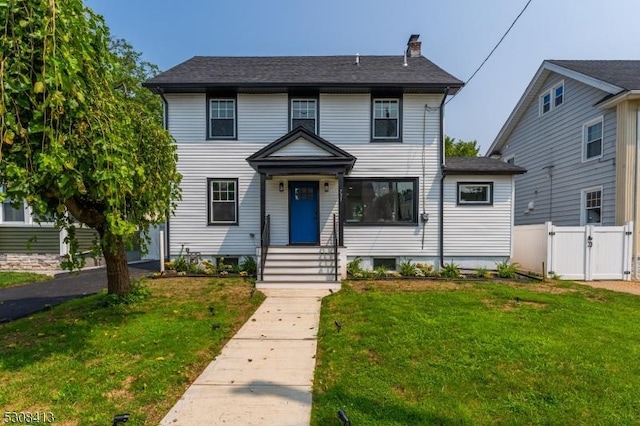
[444,176,513,256]
[237,94,288,142]
[319,94,370,143]
[165,93,207,142]
[270,138,332,157]
[500,75,617,226]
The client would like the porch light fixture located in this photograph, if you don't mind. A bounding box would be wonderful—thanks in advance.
[279,182,284,192]
[324,182,329,192]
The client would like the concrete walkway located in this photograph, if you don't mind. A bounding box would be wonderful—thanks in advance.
[160,289,330,426]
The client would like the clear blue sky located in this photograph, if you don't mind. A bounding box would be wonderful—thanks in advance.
[86,0,640,153]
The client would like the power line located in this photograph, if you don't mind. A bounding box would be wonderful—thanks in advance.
[446,0,533,105]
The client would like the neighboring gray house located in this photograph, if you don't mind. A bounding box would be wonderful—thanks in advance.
[487,60,640,265]
[145,35,525,289]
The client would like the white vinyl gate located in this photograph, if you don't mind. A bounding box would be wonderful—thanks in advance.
[513,221,633,281]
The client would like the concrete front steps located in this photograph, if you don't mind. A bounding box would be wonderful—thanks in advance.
[256,245,342,290]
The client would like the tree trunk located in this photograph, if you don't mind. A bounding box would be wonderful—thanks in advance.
[101,232,131,295]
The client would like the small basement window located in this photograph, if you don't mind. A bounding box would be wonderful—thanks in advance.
[457,182,493,206]
[373,257,396,271]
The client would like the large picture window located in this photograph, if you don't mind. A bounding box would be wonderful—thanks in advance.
[208,179,238,225]
[208,98,236,139]
[345,178,417,225]
[457,182,493,205]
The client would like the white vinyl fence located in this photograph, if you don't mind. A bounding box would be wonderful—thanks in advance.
[512,221,633,281]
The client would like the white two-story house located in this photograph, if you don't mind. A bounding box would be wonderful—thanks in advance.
[144,35,525,288]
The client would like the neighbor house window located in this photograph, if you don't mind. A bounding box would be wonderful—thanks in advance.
[583,117,603,161]
[208,99,236,139]
[582,187,602,225]
[208,178,238,225]
[345,178,417,225]
[540,81,564,115]
[457,182,493,205]
[372,98,401,140]
[1,199,25,223]
[554,83,564,107]
[291,99,317,133]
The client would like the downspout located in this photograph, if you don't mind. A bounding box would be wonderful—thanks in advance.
[439,87,450,268]
[159,89,171,260]
[634,108,639,279]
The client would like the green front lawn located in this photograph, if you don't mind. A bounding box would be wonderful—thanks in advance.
[313,280,640,425]
[0,277,264,425]
[0,271,51,289]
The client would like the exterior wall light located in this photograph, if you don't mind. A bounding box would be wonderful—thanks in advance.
[279,182,284,192]
[324,182,329,192]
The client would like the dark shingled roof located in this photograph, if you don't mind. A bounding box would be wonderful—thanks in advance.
[547,60,640,91]
[144,56,463,92]
[444,157,526,175]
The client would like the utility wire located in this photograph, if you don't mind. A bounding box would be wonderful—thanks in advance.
[446,0,533,105]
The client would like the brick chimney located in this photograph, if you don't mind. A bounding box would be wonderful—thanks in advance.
[406,34,421,58]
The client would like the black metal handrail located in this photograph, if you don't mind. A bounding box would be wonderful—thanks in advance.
[260,214,270,281]
[333,213,338,281]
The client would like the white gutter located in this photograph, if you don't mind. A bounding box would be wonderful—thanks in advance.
[598,90,640,110]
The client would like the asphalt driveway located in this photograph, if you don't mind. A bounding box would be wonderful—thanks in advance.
[0,261,159,323]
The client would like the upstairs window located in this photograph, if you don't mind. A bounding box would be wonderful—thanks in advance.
[583,117,603,161]
[291,99,317,133]
[372,98,401,141]
[209,99,236,139]
[554,83,564,107]
[540,81,564,115]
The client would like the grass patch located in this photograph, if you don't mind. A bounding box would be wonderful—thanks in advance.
[313,280,640,425]
[0,271,51,289]
[0,277,265,425]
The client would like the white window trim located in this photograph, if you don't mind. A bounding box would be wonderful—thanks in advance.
[581,186,603,226]
[208,99,236,139]
[290,98,317,133]
[539,80,564,116]
[503,154,515,165]
[582,116,604,163]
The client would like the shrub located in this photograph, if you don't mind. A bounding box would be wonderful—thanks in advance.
[475,267,491,279]
[373,265,388,279]
[347,257,364,277]
[239,256,257,275]
[440,261,461,279]
[103,281,150,306]
[496,261,519,279]
[398,259,417,277]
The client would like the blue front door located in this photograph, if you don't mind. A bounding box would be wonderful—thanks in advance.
[289,181,319,245]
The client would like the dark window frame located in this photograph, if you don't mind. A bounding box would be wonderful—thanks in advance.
[456,182,494,206]
[373,257,397,271]
[371,96,403,142]
[289,96,319,134]
[207,178,239,226]
[344,177,418,226]
[206,95,238,140]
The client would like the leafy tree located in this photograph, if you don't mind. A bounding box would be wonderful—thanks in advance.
[0,0,181,295]
[445,136,480,157]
